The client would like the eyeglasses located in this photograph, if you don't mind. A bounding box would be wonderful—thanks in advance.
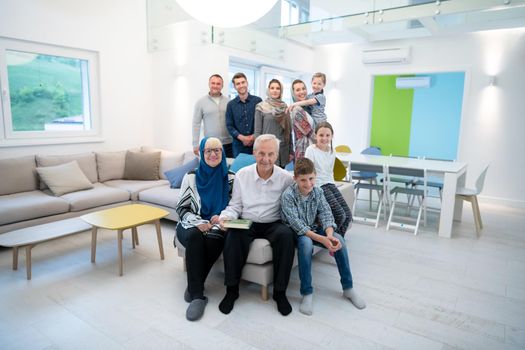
[203,148,222,155]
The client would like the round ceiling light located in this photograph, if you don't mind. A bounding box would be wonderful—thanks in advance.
[175,0,279,28]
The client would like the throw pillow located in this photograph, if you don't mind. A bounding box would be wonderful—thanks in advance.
[36,152,97,189]
[96,151,126,182]
[36,161,94,196]
[164,157,199,188]
[123,151,161,180]
[141,146,185,180]
[0,155,39,195]
[230,153,256,173]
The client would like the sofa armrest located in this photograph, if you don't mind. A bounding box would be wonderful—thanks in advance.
[335,181,355,208]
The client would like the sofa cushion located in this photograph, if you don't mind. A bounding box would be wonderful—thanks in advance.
[123,151,161,181]
[36,152,98,188]
[138,185,180,209]
[0,190,69,225]
[164,157,199,189]
[103,179,169,201]
[182,151,197,164]
[246,238,273,265]
[36,161,94,196]
[0,155,38,195]
[59,182,130,212]
[96,151,126,182]
[141,146,185,180]
[230,153,256,173]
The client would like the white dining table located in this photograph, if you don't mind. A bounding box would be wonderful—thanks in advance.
[336,153,467,238]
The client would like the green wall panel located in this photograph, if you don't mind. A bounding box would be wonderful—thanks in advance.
[370,75,414,156]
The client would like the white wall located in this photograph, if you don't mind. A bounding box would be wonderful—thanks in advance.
[0,0,153,158]
[1,1,522,204]
[149,20,315,152]
[316,28,525,204]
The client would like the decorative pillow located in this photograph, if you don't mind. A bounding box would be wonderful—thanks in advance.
[230,153,256,173]
[36,152,97,189]
[141,146,185,180]
[123,151,161,180]
[164,157,199,188]
[182,150,197,164]
[284,161,294,171]
[36,161,94,196]
[0,155,38,195]
[96,151,126,182]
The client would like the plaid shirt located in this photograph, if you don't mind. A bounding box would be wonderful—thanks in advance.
[281,183,336,236]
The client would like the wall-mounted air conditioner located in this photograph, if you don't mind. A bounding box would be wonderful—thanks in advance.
[362,47,410,64]
[395,76,431,89]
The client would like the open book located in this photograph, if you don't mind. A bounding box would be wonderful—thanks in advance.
[222,219,253,229]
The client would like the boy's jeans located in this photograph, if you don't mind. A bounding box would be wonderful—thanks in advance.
[297,231,353,295]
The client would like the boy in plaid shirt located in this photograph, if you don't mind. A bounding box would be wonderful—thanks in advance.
[281,158,365,315]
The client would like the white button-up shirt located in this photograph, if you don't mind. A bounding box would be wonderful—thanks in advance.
[220,163,294,223]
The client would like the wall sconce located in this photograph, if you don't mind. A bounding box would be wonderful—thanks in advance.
[488,75,497,86]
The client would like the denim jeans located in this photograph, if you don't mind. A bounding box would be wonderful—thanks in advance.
[297,231,353,295]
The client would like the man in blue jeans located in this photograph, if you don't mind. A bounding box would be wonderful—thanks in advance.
[281,158,366,315]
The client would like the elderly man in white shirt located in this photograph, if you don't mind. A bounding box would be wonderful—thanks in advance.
[218,134,295,316]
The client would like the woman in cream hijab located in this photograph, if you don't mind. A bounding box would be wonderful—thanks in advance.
[254,79,293,168]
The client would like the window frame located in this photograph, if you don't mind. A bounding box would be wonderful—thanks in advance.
[259,65,305,105]
[280,0,309,26]
[228,61,261,99]
[0,37,102,147]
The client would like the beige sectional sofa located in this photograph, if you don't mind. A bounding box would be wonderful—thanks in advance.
[0,147,355,298]
[0,146,195,234]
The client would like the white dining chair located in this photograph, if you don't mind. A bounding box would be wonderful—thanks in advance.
[386,166,427,236]
[414,157,455,201]
[456,164,490,237]
[351,163,387,228]
[383,154,419,206]
[351,146,382,210]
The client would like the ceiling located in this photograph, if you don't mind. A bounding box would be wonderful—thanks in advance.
[146,0,525,58]
[251,0,525,46]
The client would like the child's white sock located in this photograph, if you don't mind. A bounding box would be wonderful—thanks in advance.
[343,288,366,309]
[300,294,313,315]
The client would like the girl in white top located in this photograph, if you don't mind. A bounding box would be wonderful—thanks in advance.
[305,121,352,235]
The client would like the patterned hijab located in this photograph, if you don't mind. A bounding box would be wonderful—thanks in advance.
[256,81,290,143]
[195,137,229,220]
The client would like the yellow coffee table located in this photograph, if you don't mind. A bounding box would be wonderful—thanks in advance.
[81,204,169,276]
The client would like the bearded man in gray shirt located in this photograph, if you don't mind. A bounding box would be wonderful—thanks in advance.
[192,74,233,158]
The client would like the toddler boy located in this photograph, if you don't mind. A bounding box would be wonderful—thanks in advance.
[287,72,327,127]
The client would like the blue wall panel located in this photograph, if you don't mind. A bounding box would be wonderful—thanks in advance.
[408,72,464,160]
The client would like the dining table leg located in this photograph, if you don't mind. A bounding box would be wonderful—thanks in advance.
[439,169,466,238]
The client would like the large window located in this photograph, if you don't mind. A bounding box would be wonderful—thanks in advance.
[280,0,309,26]
[0,38,101,146]
[228,62,260,99]
[261,67,299,105]
[228,60,304,105]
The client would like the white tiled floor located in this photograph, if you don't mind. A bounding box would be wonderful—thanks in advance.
[0,200,524,349]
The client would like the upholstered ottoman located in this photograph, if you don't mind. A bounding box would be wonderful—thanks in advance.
[175,236,277,300]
